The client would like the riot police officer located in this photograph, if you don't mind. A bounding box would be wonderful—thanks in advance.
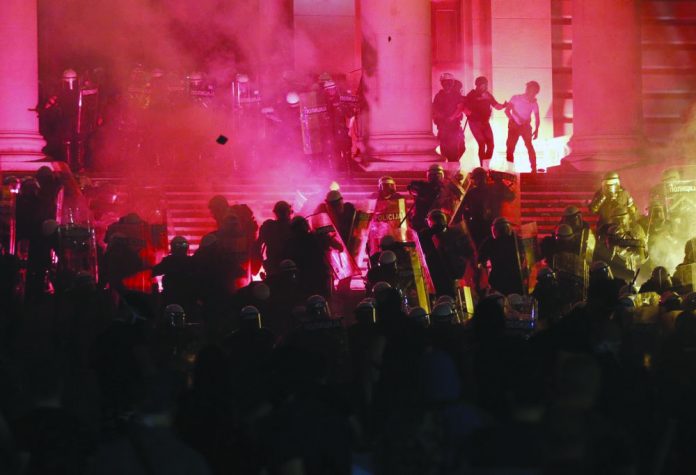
[478,217,526,295]
[408,164,446,231]
[421,209,475,296]
[256,200,294,275]
[454,167,515,248]
[152,236,196,310]
[371,176,404,201]
[589,172,637,231]
[319,190,356,245]
[432,73,467,162]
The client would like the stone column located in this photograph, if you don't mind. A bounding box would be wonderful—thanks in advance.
[359,0,439,169]
[565,0,643,171]
[0,0,46,165]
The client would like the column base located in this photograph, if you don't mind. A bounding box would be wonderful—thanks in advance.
[563,134,645,172]
[358,132,441,171]
[0,130,46,163]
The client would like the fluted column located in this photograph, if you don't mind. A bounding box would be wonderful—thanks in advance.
[0,0,46,164]
[565,0,644,171]
[359,0,438,169]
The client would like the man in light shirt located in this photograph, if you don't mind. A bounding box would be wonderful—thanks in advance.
[505,81,541,173]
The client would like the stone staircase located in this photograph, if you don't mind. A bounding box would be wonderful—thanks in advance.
[519,168,600,236]
[88,167,601,250]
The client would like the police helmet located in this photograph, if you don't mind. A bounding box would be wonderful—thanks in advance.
[379,250,397,266]
[252,282,271,301]
[379,175,395,187]
[371,281,392,295]
[325,189,343,203]
[42,219,59,237]
[380,235,396,249]
[408,307,430,327]
[279,259,298,273]
[603,171,620,183]
[427,209,448,227]
[563,206,581,218]
[491,217,512,239]
[555,224,574,240]
[355,299,376,324]
[661,168,680,183]
[431,302,456,324]
[164,304,187,328]
[306,294,331,318]
[537,267,556,282]
[590,261,614,281]
[240,305,262,329]
[171,236,189,251]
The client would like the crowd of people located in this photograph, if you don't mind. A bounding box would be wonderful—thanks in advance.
[1,162,696,474]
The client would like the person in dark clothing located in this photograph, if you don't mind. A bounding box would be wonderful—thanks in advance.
[589,172,637,232]
[316,190,356,246]
[454,167,515,248]
[256,200,293,276]
[283,216,342,298]
[478,217,526,295]
[152,236,195,311]
[421,209,475,296]
[407,164,446,232]
[465,76,507,168]
[432,73,468,162]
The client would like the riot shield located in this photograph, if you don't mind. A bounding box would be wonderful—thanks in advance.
[673,263,696,294]
[504,294,538,336]
[347,210,373,271]
[432,179,465,224]
[365,220,434,312]
[56,222,98,289]
[299,91,330,155]
[518,223,539,294]
[308,212,361,282]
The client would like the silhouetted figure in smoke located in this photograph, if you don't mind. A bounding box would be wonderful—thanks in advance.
[639,266,673,294]
[204,196,260,286]
[207,195,231,231]
[433,72,467,162]
[256,201,293,276]
[478,217,526,295]
[505,81,541,173]
[408,164,446,232]
[454,167,515,248]
[465,76,507,168]
[589,172,637,232]
[102,233,143,293]
[421,209,475,296]
[15,168,63,297]
[283,216,342,298]
[316,190,356,245]
[152,236,196,312]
